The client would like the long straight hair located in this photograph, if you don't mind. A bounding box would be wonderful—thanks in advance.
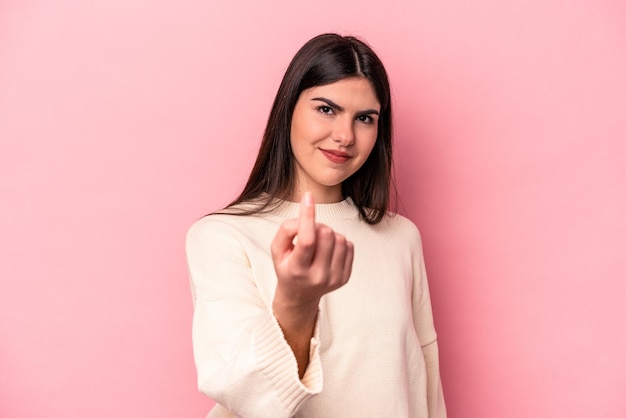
[226,33,394,224]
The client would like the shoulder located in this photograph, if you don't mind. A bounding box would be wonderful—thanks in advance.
[186,215,240,252]
[186,199,269,238]
[378,212,422,236]
[186,206,281,253]
[373,212,424,248]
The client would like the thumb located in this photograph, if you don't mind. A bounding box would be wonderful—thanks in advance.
[271,219,299,263]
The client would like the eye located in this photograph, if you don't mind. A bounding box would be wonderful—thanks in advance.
[357,114,374,124]
[317,105,334,115]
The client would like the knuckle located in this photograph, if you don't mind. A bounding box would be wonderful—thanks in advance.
[318,225,333,237]
[319,229,335,247]
[312,269,329,284]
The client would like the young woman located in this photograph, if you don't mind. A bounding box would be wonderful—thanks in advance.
[186,33,446,417]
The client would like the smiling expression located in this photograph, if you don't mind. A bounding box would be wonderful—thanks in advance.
[289,77,381,203]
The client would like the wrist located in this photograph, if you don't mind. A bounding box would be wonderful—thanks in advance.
[272,293,319,331]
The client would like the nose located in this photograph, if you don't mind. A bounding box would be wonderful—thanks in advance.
[331,117,355,146]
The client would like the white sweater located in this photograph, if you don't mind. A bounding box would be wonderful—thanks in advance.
[186,198,446,418]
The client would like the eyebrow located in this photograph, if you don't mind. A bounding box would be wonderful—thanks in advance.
[311,97,380,116]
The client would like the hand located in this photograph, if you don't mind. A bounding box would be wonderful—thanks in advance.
[270,192,354,378]
[271,192,354,313]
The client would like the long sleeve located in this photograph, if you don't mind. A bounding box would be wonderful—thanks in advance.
[186,217,323,418]
[411,226,447,418]
[186,201,446,417]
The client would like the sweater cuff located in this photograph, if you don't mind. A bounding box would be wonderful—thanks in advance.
[255,313,323,413]
[301,319,323,389]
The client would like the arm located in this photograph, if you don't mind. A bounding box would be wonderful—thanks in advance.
[187,218,321,418]
[186,193,353,417]
[411,227,447,418]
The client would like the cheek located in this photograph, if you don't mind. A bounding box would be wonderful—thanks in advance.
[360,129,378,156]
[292,116,328,143]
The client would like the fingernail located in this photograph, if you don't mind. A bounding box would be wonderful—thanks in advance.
[304,192,313,206]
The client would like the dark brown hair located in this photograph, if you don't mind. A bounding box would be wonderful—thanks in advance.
[226,33,394,224]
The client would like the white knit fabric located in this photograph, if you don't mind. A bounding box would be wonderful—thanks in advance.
[186,198,446,418]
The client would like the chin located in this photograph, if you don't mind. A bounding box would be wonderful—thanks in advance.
[318,177,349,188]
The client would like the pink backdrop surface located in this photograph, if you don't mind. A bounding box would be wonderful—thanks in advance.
[1,0,625,417]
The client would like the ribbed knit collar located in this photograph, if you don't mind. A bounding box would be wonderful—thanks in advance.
[270,197,359,222]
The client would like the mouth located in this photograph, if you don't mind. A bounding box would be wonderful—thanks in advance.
[320,148,352,164]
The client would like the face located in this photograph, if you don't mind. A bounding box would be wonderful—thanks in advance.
[289,77,380,203]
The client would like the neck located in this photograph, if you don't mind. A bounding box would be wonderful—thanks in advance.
[289,185,343,204]
[289,191,343,204]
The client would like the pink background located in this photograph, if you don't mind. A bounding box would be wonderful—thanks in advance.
[1,1,625,416]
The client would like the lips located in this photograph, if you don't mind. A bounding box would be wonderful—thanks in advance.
[320,149,352,164]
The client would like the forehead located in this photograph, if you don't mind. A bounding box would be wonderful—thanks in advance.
[300,77,380,110]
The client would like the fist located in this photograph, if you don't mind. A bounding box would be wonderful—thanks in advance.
[271,192,354,308]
